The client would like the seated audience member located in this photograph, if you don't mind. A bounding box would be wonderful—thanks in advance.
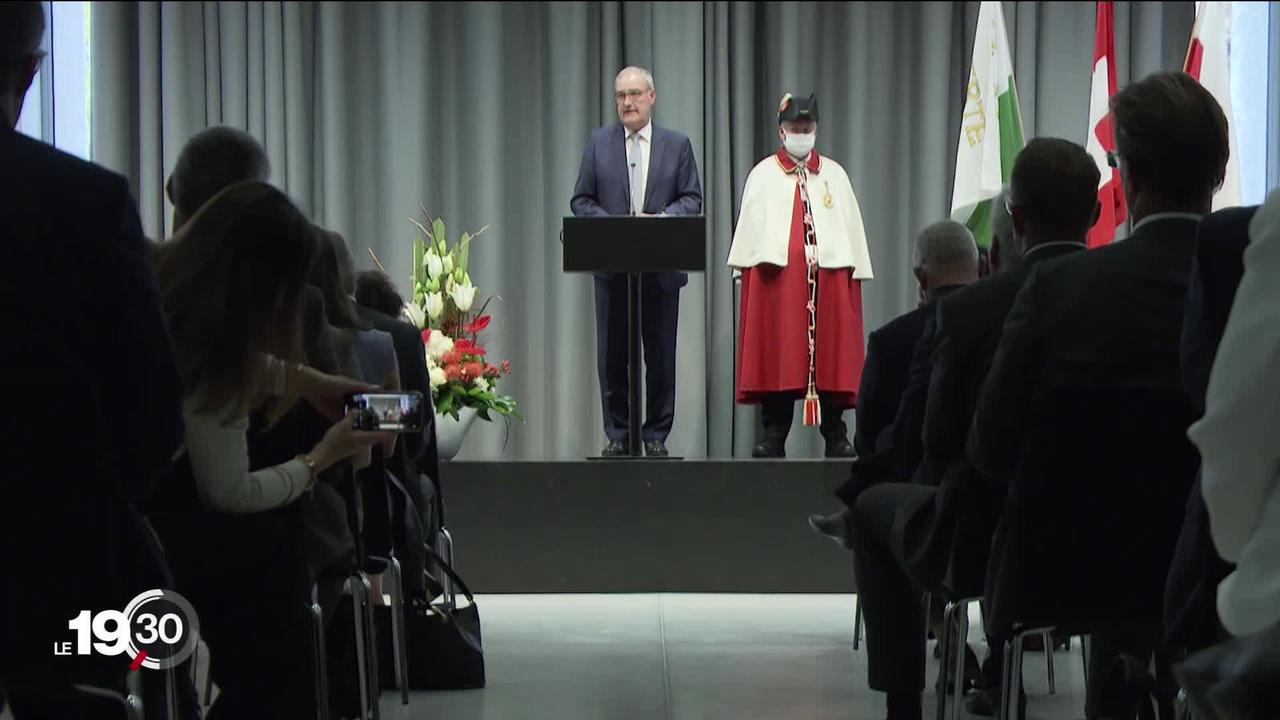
[929,140,1096,716]
[311,228,399,392]
[1,4,185,716]
[355,269,408,320]
[149,181,387,719]
[968,71,1230,720]
[1165,203,1259,656]
[167,124,338,374]
[348,253,443,602]
[1189,190,1280,639]
[810,220,980,545]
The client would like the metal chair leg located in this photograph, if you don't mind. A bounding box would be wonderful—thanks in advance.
[1043,629,1056,695]
[349,573,374,720]
[934,602,954,720]
[436,529,456,608]
[202,648,214,708]
[312,585,330,720]
[1081,634,1091,684]
[390,558,409,706]
[1001,639,1015,720]
[952,603,969,720]
[852,595,863,651]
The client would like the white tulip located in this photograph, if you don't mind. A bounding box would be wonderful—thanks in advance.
[424,292,445,320]
[425,252,444,280]
[403,303,426,329]
[429,366,448,389]
[448,281,477,312]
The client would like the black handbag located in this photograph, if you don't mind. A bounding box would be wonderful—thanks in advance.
[376,548,485,690]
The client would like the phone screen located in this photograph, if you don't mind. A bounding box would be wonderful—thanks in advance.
[344,391,424,433]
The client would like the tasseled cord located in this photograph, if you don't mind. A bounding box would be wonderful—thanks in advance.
[797,167,821,427]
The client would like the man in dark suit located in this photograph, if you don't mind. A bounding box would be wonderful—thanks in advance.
[571,65,703,457]
[969,72,1230,720]
[808,220,980,545]
[1,3,185,714]
[845,139,1099,720]
[1164,205,1257,656]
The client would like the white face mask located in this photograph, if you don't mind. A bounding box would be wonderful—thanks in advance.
[783,132,816,159]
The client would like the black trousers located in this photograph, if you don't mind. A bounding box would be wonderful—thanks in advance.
[594,273,681,442]
[850,482,935,693]
[760,391,850,438]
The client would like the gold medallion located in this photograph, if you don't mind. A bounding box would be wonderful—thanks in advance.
[823,192,834,209]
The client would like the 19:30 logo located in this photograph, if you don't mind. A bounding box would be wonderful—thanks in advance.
[56,589,200,671]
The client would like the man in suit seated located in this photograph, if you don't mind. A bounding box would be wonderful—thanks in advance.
[1164,203,1258,657]
[809,220,980,546]
[968,71,1230,720]
[1,3,186,715]
[845,139,1098,720]
[571,66,703,458]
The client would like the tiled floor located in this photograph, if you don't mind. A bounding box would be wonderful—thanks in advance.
[382,594,1090,720]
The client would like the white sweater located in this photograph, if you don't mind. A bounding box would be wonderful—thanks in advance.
[1189,190,1280,637]
[183,356,314,513]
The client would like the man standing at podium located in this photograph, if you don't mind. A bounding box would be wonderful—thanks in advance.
[729,93,874,458]
[571,66,703,457]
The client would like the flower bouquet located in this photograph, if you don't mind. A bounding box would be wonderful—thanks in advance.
[404,210,521,423]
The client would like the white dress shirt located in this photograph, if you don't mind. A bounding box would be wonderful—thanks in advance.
[1188,190,1280,637]
[626,121,652,211]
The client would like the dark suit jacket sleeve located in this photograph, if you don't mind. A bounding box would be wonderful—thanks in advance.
[570,133,608,217]
[968,266,1045,483]
[891,310,937,481]
[853,331,888,457]
[922,303,968,472]
[661,136,703,216]
[1181,251,1212,415]
[103,191,185,501]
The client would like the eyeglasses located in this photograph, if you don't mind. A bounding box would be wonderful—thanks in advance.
[615,89,648,103]
[1106,150,1121,169]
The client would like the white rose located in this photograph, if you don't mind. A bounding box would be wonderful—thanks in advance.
[424,331,454,361]
[428,366,448,389]
[424,251,444,280]
[424,291,444,320]
[473,376,489,392]
[403,303,426,329]
[448,281,477,312]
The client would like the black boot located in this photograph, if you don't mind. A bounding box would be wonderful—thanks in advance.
[820,418,855,457]
[754,396,792,457]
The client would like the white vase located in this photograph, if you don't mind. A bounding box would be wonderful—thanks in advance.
[435,407,479,461]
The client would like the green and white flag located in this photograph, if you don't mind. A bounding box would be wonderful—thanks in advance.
[950,1,1024,249]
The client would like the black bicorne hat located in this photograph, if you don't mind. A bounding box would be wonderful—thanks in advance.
[778,92,819,124]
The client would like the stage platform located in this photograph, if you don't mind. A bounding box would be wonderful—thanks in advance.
[440,459,857,594]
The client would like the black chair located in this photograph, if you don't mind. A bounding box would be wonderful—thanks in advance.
[983,387,1198,720]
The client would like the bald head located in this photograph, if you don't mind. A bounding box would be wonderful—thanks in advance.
[167,126,272,232]
[914,220,980,296]
[615,66,656,133]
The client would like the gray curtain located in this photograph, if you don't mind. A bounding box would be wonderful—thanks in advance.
[91,1,1195,460]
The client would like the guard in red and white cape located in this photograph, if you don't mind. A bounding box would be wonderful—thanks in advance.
[729,93,873,458]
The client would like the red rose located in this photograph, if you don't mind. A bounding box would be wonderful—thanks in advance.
[444,364,462,382]
[463,361,485,380]
[442,349,462,366]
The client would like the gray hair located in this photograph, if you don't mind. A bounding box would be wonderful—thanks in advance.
[169,126,272,220]
[992,185,1019,267]
[616,66,655,92]
[915,219,979,272]
[0,2,44,88]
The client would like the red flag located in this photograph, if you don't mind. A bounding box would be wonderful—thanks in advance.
[1085,1,1126,248]
[1183,2,1242,210]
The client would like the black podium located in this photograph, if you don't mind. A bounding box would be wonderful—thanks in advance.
[563,215,707,459]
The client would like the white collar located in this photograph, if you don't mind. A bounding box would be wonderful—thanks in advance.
[1132,212,1203,233]
[627,122,653,142]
